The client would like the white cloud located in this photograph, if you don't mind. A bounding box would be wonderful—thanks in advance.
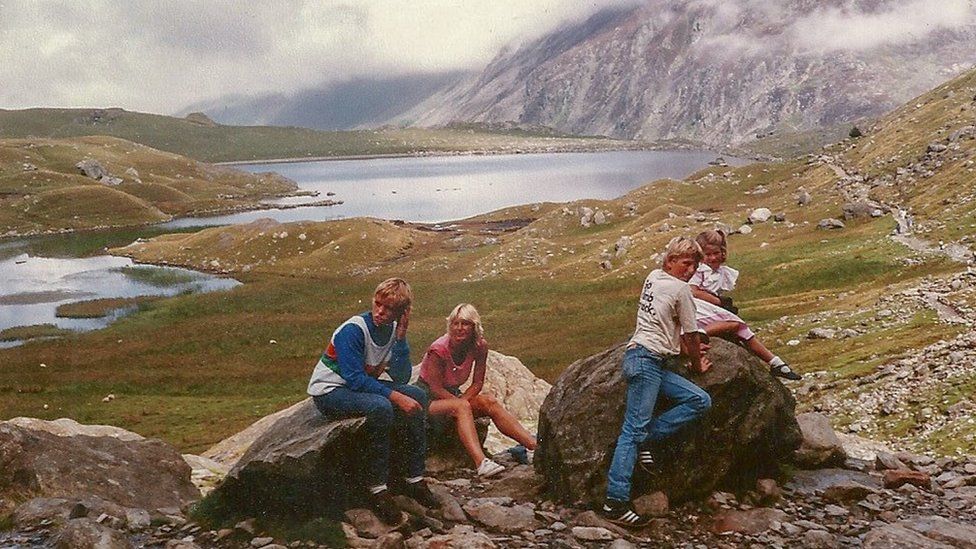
[791,0,976,53]
[0,0,634,114]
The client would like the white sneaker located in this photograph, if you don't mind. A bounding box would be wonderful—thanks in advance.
[525,450,534,464]
[477,458,505,477]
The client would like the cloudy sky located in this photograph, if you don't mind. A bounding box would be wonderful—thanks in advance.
[0,0,633,114]
[2,0,973,116]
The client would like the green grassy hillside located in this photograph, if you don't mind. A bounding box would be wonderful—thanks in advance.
[0,136,297,236]
[1,69,974,455]
[0,108,640,163]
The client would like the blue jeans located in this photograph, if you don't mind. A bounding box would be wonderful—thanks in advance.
[605,346,712,502]
[313,382,428,488]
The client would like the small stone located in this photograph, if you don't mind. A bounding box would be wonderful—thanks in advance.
[251,538,274,548]
[738,224,753,234]
[883,469,931,490]
[824,504,848,517]
[571,526,614,541]
[756,479,782,504]
[634,491,669,517]
[803,529,839,548]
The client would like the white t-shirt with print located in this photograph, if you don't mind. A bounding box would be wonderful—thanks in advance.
[629,269,698,357]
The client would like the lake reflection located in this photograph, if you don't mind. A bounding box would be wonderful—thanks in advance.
[164,150,742,227]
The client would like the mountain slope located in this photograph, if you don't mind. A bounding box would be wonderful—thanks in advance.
[0,108,637,163]
[406,1,976,148]
[176,72,469,130]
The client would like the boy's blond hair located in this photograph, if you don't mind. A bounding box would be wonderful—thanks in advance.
[662,236,703,267]
[446,303,485,339]
[695,229,727,253]
[374,278,412,311]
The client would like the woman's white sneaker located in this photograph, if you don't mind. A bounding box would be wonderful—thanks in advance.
[477,458,505,477]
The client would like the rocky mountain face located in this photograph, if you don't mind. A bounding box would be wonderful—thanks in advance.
[177,72,469,130]
[404,1,976,147]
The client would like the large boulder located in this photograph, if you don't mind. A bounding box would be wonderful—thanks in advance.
[0,419,198,515]
[204,398,490,522]
[205,349,550,470]
[204,400,367,522]
[536,339,801,505]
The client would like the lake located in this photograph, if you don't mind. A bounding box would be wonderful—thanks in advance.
[164,150,743,227]
[1,150,742,345]
[0,252,239,348]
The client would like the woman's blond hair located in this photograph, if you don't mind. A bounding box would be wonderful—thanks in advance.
[446,303,485,339]
[662,236,703,267]
[374,278,412,311]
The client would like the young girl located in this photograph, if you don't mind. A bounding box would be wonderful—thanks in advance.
[690,230,801,381]
[416,303,538,477]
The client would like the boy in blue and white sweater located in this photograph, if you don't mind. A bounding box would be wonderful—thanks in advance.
[307,278,435,524]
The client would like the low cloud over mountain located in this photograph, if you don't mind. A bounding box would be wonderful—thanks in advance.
[403,0,976,146]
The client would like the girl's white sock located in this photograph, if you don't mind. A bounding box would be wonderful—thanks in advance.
[769,356,785,367]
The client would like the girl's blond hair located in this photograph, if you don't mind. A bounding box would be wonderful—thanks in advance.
[662,236,703,267]
[446,303,485,339]
[695,229,728,253]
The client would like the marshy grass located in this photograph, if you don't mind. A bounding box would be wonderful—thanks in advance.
[0,324,73,342]
[114,265,198,287]
[55,296,159,319]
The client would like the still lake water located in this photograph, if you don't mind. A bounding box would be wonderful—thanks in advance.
[0,253,239,347]
[164,150,741,227]
[1,150,741,345]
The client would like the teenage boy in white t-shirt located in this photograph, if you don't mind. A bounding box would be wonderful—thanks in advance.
[602,237,713,527]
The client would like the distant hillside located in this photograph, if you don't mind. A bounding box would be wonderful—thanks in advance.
[405,1,976,148]
[0,108,640,163]
[176,72,469,130]
[0,136,297,236]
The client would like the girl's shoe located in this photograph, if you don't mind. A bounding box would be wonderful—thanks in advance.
[771,363,802,381]
[477,458,505,477]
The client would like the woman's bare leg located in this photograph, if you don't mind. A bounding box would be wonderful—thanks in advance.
[744,336,775,363]
[469,395,537,450]
[429,399,485,467]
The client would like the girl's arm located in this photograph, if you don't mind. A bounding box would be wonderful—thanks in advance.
[461,338,489,401]
[691,285,722,305]
[423,352,461,401]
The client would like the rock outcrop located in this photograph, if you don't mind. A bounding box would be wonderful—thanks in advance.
[0,419,198,515]
[537,339,801,505]
[204,401,367,521]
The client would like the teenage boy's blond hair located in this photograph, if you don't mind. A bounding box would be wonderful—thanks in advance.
[446,303,485,339]
[374,278,412,311]
[662,236,703,267]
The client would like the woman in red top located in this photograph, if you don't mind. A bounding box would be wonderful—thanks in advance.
[417,303,537,477]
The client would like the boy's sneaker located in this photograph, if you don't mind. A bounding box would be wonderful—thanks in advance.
[400,480,439,509]
[770,363,802,381]
[600,499,650,528]
[368,489,405,525]
[637,440,658,473]
[477,458,505,477]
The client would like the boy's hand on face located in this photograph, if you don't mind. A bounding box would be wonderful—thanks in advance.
[390,390,422,415]
[395,307,411,340]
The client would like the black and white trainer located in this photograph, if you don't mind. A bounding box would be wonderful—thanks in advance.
[637,440,658,473]
[600,499,650,528]
[770,363,802,381]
